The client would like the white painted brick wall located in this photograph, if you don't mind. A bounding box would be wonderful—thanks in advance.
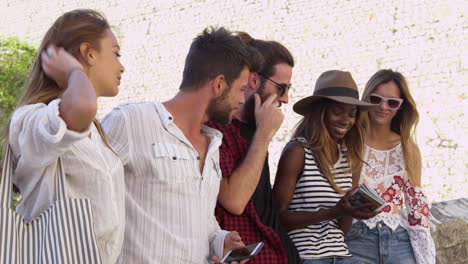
[1,0,466,202]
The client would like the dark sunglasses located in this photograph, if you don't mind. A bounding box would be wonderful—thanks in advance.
[369,93,403,110]
[259,73,291,97]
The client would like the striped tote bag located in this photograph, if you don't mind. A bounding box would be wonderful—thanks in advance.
[0,146,102,263]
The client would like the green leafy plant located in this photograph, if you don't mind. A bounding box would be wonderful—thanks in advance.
[0,37,36,132]
[0,36,37,209]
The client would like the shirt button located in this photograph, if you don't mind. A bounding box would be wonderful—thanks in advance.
[172,156,177,160]
[197,156,200,160]
[168,116,173,120]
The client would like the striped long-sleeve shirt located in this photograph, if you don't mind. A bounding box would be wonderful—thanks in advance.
[102,101,228,263]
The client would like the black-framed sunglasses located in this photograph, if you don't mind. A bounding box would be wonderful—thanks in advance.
[258,73,291,97]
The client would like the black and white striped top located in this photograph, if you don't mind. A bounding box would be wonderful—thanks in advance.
[288,138,353,260]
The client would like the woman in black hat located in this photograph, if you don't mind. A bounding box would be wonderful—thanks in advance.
[273,70,378,264]
[344,69,435,264]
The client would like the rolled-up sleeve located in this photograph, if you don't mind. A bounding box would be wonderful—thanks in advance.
[9,99,90,220]
[208,215,229,262]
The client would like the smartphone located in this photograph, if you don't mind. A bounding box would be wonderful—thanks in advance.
[220,242,264,263]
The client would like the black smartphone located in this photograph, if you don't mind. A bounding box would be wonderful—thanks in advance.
[220,242,264,263]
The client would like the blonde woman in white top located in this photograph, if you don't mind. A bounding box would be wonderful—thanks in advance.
[7,9,125,263]
[345,69,435,264]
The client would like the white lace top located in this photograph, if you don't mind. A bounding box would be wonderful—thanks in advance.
[359,144,436,264]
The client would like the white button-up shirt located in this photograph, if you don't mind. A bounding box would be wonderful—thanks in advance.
[102,101,228,264]
[9,99,125,264]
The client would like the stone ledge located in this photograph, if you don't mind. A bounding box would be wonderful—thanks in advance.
[430,198,468,264]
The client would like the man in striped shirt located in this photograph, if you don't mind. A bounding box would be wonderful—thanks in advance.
[103,27,259,263]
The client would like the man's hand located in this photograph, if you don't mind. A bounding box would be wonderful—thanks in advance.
[211,231,249,264]
[254,93,284,138]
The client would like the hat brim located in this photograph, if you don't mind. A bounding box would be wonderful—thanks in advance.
[293,95,377,116]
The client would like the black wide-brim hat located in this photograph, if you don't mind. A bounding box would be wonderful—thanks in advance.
[293,70,377,115]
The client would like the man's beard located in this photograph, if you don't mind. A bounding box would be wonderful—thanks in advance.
[206,87,233,125]
[242,81,267,128]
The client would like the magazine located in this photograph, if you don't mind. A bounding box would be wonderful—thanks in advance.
[349,184,386,211]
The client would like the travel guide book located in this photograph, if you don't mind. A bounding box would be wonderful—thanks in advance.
[349,184,386,211]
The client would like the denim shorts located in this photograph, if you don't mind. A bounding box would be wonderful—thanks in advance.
[344,221,416,264]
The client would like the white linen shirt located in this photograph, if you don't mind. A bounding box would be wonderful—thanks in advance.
[102,101,229,264]
[9,99,126,264]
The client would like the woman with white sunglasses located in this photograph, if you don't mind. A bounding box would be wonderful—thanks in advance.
[345,69,435,264]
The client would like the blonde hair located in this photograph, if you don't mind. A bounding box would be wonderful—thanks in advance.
[361,69,421,185]
[293,99,364,193]
[11,9,113,149]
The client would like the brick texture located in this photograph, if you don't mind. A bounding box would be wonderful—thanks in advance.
[0,0,466,202]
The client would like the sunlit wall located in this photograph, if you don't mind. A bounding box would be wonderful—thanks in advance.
[0,0,466,202]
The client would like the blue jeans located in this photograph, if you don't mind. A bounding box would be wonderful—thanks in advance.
[345,221,416,264]
[302,257,362,264]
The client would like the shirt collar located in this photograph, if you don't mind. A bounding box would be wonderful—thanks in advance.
[201,125,223,140]
[152,101,223,147]
[153,101,175,129]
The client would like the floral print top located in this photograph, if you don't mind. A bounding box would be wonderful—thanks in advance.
[359,144,436,264]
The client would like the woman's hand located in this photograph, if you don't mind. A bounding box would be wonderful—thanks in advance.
[41,44,84,88]
[335,190,381,219]
[41,44,97,131]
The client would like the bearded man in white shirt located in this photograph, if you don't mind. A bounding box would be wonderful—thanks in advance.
[102,27,257,263]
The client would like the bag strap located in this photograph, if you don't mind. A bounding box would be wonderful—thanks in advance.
[0,146,14,208]
[55,155,67,200]
[0,144,67,209]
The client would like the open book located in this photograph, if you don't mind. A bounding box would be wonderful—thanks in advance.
[349,184,386,212]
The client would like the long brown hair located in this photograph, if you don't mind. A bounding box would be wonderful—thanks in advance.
[361,69,420,185]
[12,9,113,149]
[293,99,364,193]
